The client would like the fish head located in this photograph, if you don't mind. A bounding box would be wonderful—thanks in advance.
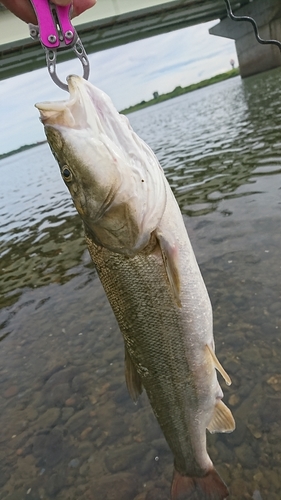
[36,75,167,253]
[36,76,124,224]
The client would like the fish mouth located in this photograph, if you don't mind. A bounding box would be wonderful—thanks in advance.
[35,75,102,132]
[36,75,132,154]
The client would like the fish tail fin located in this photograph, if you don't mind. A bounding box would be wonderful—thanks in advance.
[171,467,229,500]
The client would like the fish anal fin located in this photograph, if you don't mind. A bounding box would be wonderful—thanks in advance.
[156,230,181,308]
[207,399,235,434]
[124,347,143,403]
[206,344,232,386]
[171,467,229,500]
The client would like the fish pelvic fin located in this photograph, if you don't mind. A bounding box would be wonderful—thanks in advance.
[206,345,232,386]
[207,400,235,434]
[124,346,143,403]
[171,467,229,500]
[156,230,181,308]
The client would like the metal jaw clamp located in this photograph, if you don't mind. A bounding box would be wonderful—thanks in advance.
[29,0,90,91]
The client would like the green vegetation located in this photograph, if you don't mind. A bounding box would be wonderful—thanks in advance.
[0,141,46,160]
[120,68,240,114]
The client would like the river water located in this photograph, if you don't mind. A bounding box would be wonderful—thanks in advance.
[0,70,280,500]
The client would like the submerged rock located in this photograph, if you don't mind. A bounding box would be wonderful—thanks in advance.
[145,487,169,500]
[105,442,150,473]
[34,407,60,430]
[94,472,139,500]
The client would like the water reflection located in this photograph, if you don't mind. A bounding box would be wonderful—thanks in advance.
[0,146,92,309]
[130,69,281,218]
[0,70,281,500]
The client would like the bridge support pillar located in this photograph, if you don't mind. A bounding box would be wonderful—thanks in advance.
[209,0,281,77]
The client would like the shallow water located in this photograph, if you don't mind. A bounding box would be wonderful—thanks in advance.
[0,69,281,500]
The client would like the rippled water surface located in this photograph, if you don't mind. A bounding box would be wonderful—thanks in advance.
[0,70,281,500]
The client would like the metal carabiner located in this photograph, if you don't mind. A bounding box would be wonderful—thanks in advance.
[29,0,90,91]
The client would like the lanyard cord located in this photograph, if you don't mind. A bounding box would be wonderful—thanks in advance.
[224,0,281,52]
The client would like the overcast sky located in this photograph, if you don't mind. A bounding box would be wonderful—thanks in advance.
[0,20,236,155]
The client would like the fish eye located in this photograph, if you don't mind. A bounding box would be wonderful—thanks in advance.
[62,166,72,182]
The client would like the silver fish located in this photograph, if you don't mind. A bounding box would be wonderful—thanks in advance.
[36,75,235,500]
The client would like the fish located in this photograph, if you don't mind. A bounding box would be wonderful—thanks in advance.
[36,75,235,500]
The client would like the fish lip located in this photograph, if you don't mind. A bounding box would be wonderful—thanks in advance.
[35,75,86,127]
[66,74,84,96]
[35,100,68,113]
[35,75,82,117]
[35,75,103,130]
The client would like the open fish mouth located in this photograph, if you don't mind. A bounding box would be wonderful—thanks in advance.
[36,75,101,132]
[36,75,131,147]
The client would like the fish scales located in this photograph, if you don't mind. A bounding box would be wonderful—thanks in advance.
[86,231,204,475]
[84,178,217,480]
[36,75,235,500]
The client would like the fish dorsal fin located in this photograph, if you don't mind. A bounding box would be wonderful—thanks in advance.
[206,344,231,386]
[124,346,143,403]
[156,231,181,308]
[207,399,236,434]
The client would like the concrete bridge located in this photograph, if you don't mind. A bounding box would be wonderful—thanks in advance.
[0,0,280,81]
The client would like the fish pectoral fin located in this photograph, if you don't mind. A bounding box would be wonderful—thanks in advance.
[156,230,181,308]
[124,346,143,403]
[206,344,232,386]
[207,399,236,434]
